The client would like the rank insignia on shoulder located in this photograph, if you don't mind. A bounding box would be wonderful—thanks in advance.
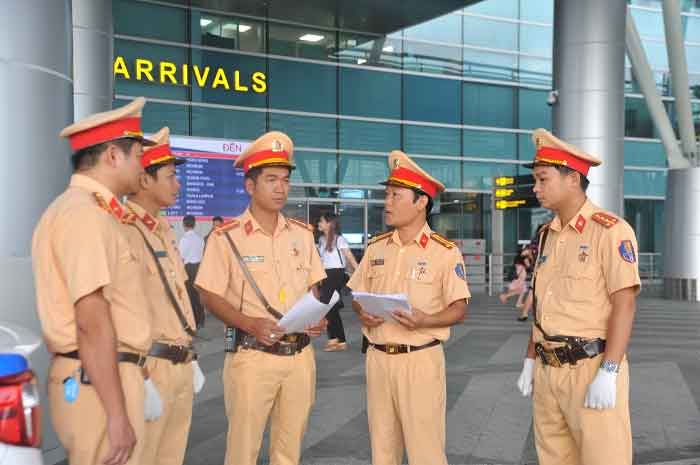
[288,218,314,232]
[368,231,392,246]
[215,219,240,234]
[92,192,110,213]
[430,232,456,249]
[592,212,619,228]
[618,240,636,263]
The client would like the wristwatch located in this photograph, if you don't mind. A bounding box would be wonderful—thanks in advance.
[600,359,620,374]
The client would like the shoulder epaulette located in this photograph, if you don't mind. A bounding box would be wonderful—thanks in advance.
[591,212,619,229]
[430,232,456,249]
[288,217,314,232]
[215,219,240,234]
[368,231,392,246]
[92,192,110,214]
[121,213,137,225]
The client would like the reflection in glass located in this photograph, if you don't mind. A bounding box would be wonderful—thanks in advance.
[462,162,517,190]
[269,23,337,61]
[465,130,518,160]
[464,47,518,82]
[403,40,462,76]
[404,12,462,44]
[337,33,402,69]
[463,83,515,128]
[196,13,265,52]
[463,15,518,50]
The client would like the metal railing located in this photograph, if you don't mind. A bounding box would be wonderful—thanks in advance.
[481,252,662,296]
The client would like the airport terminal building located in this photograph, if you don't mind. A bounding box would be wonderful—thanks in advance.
[108,0,688,263]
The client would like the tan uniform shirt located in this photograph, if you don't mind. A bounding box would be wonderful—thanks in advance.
[533,199,641,342]
[195,208,326,320]
[125,200,196,346]
[348,223,471,346]
[32,174,152,354]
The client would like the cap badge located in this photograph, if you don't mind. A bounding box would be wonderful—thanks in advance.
[272,139,283,152]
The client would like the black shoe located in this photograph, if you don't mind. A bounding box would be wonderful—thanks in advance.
[517,316,528,322]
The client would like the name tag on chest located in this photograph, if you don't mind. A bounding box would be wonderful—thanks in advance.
[242,256,265,263]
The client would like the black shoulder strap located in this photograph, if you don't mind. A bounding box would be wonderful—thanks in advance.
[532,226,551,339]
[222,231,284,320]
[335,236,345,267]
[131,225,196,337]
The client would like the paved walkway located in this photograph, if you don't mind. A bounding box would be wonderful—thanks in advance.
[182,294,700,464]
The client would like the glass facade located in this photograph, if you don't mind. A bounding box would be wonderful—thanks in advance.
[114,0,698,253]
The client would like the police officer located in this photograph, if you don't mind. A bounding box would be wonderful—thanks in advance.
[195,131,327,465]
[32,98,155,465]
[125,127,203,465]
[516,129,641,465]
[348,150,470,465]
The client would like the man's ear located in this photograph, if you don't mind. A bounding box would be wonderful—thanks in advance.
[244,177,255,196]
[139,171,153,190]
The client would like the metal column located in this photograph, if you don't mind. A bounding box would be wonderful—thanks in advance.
[552,0,627,215]
[0,1,73,462]
[72,0,113,119]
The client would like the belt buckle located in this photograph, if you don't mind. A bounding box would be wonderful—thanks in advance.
[543,349,562,368]
[137,353,147,367]
[386,343,399,354]
[286,334,299,343]
[279,343,294,355]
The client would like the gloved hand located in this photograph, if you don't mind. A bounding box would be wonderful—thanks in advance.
[516,358,535,397]
[144,378,163,421]
[192,360,206,394]
[584,368,617,409]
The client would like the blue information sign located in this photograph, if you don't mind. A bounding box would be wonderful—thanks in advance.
[164,150,250,219]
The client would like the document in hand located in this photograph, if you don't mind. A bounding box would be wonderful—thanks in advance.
[279,291,340,334]
[351,291,412,322]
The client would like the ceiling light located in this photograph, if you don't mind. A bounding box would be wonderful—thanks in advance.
[357,58,367,64]
[299,33,324,43]
[382,45,394,53]
[200,18,212,27]
[238,24,252,32]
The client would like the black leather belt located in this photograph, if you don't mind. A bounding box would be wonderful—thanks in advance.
[233,330,310,356]
[535,338,606,367]
[57,350,147,367]
[148,342,196,364]
[369,339,441,355]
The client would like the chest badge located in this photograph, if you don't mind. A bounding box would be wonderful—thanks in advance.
[371,258,384,267]
[578,245,589,263]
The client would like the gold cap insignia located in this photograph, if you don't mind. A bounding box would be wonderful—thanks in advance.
[272,139,283,152]
[393,158,401,169]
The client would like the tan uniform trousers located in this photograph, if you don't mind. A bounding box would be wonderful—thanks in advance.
[366,344,447,465]
[222,345,316,465]
[533,354,632,465]
[141,357,194,465]
[48,356,146,465]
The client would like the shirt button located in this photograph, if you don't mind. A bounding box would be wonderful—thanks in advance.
[547,290,553,295]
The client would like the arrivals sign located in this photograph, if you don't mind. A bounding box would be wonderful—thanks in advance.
[113,56,267,93]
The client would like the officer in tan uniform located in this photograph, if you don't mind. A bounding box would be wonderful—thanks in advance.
[125,127,203,465]
[195,131,327,465]
[32,97,156,465]
[516,129,641,465]
[348,150,470,465]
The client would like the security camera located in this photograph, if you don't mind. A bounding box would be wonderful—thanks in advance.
[546,90,559,106]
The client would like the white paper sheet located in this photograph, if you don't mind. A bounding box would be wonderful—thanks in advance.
[351,291,412,321]
[279,291,339,334]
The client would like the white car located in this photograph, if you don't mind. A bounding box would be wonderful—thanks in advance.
[0,324,44,465]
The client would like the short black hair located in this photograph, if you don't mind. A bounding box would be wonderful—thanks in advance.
[412,190,434,222]
[71,138,139,172]
[553,165,590,192]
[212,216,223,222]
[183,215,196,228]
[244,165,292,183]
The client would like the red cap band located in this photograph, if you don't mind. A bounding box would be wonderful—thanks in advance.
[535,146,591,176]
[68,117,144,152]
[142,144,174,168]
[242,149,291,173]
[387,167,439,198]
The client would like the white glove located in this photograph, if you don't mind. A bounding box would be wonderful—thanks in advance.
[192,360,206,394]
[144,378,163,421]
[584,368,617,409]
[516,358,535,397]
